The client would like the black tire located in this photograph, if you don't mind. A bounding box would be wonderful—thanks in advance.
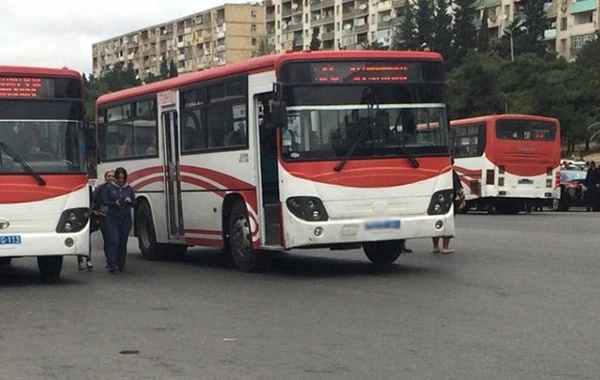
[227,200,259,272]
[37,256,63,279]
[363,241,402,266]
[495,201,522,215]
[0,257,12,266]
[136,201,166,261]
[165,244,188,261]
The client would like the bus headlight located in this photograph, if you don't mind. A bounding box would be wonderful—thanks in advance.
[427,190,454,215]
[56,208,90,233]
[286,197,329,222]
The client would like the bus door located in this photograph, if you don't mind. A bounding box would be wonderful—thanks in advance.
[255,93,281,246]
[158,91,185,241]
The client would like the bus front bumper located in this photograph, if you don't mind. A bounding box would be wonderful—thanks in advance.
[282,212,456,249]
[0,229,89,258]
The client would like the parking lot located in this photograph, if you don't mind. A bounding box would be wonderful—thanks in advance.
[1,210,599,380]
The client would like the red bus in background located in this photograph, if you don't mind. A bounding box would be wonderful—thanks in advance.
[0,66,89,278]
[95,50,455,272]
[451,114,561,214]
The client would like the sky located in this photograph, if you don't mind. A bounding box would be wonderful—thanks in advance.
[0,0,253,75]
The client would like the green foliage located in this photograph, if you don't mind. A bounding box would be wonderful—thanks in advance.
[362,41,389,50]
[310,28,322,51]
[392,2,418,50]
[575,35,600,68]
[431,0,453,62]
[257,36,275,56]
[522,0,547,56]
[477,8,490,53]
[169,60,178,78]
[452,0,478,65]
[159,55,169,79]
[414,0,434,47]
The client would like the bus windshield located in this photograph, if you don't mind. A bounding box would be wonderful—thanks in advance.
[0,120,86,173]
[280,104,448,161]
[495,119,557,141]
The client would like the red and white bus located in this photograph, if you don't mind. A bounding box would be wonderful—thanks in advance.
[0,66,90,277]
[95,50,455,272]
[451,114,561,214]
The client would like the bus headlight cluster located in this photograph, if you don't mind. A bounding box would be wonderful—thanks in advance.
[56,208,90,233]
[286,197,329,222]
[427,190,454,215]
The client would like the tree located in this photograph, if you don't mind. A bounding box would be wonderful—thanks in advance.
[522,0,547,56]
[144,72,161,84]
[159,55,169,79]
[575,34,600,68]
[414,0,434,48]
[452,0,478,65]
[431,0,453,62]
[256,36,275,56]
[392,2,418,50]
[310,28,321,51]
[477,8,490,52]
[169,60,178,78]
[362,41,389,50]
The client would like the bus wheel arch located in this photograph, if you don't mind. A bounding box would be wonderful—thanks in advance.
[135,199,166,261]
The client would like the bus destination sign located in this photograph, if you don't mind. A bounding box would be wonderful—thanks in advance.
[0,76,42,98]
[314,63,410,83]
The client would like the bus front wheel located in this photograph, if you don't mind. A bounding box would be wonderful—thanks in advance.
[227,200,259,273]
[0,257,12,266]
[37,256,63,279]
[136,201,166,261]
[363,241,402,266]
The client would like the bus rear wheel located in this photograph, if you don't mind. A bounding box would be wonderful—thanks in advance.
[227,200,259,273]
[0,257,12,266]
[363,241,402,266]
[37,256,63,279]
[136,201,166,261]
[495,201,522,215]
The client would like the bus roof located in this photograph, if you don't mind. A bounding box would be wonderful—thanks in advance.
[97,50,443,106]
[0,65,82,79]
[450,114,560,126]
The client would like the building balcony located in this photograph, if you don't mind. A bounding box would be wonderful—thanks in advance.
[571,0,596,14]
[322,31,335,41]
[355,23,368,34]
[267,12,275,21]
[544,29,556,40]
[476,0,501,7]
[392,0,407,8]
[217,45,226,52]
[288,22,303,32]
[282,8,293,17]
[378,0,392,11]
[342,10,355,19]
[378,20,391,29]
[355,6,369,17]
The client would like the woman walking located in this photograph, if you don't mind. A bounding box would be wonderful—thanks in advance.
[103,167,136,274]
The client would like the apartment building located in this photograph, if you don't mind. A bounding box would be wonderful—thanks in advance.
[472,0,598,60]
[267,0,597,60]
[266,0,404,51]
[92,3,265,79]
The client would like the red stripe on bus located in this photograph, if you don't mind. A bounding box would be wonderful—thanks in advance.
[0,175,88,204]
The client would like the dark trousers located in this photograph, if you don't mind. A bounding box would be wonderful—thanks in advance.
[105,217,132,270]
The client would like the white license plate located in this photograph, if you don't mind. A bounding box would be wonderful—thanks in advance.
[0,235,21,245]
[518,179,534,185]
[364,220,401,231]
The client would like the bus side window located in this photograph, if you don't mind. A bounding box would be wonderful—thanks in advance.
[181,109,205,152]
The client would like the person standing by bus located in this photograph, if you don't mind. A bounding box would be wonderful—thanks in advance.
[79,169,115,270]
[432,162,464,254]
[103,167,136,274]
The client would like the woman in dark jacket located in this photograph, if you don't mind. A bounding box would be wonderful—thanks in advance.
[103,167,136,274]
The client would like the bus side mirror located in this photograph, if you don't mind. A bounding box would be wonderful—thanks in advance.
[272,100,288,127]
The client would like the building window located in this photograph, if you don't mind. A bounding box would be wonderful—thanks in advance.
[560,38,566,51]
[252,38,257,46]
[560,17,567,31]
[251,24,257,32]
[572,36,583,49]
[251,10,257,18]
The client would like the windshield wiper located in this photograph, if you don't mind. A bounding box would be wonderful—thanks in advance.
[397,144,420,168]
[0,142,46,186]
[334,118,373,172]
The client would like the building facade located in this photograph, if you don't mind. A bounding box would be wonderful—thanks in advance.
[92,3,265,79]
[473,0,599,61]
[266,0,598,60]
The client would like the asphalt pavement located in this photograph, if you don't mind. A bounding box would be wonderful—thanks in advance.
[1,210,599,380]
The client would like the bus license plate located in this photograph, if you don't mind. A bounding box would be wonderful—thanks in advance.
[0,235,21,245]
[518,179,533,185]
[365,220,401,231]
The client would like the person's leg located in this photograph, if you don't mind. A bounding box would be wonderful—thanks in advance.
[400,239,413,253]
[104,219,119,273]
[432,237,440,253]
[117,219,133,271]
[442,237,455,254]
